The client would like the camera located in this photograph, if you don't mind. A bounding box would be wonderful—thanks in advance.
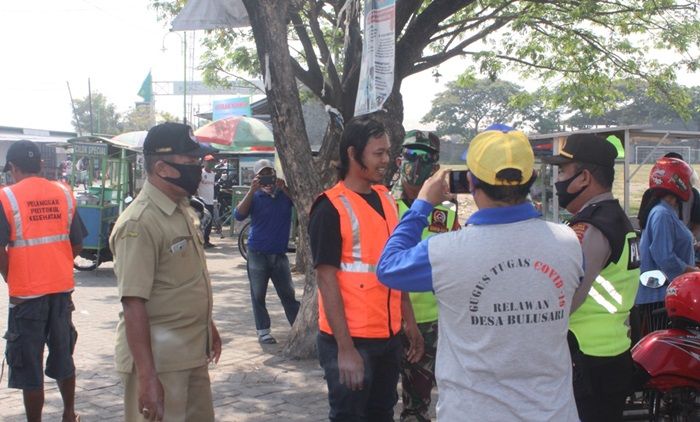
[449,170,470,194]
[258,175,276,186]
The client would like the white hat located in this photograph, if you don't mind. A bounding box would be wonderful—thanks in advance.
[253,159,274,175]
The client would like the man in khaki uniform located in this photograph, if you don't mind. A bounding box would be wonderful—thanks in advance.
[110,122,222,422]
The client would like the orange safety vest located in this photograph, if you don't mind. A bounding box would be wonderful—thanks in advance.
[0,177,75,297]
[318,182,402,338]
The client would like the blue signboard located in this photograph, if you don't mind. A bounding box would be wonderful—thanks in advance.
[212,97,252,121]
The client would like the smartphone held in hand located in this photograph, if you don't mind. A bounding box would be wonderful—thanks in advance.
[449,170,470,194]
[259,175,276,186]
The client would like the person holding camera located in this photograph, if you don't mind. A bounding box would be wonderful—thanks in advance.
[392,130,459,422]
[234,159,300,344]
[377,125,585,421]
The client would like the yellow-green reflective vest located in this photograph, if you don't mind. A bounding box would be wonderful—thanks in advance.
[569,223,640,356]
[397,199,457,323]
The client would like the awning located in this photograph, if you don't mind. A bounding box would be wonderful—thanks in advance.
[171,0,249,31]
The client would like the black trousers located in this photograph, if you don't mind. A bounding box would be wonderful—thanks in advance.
[568,331,635,422]
[317,333,401,422]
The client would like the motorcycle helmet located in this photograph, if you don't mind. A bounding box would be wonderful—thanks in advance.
[665,272,700,325]
[648,157,693,202]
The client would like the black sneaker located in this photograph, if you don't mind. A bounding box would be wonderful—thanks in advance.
[203,242,216,249]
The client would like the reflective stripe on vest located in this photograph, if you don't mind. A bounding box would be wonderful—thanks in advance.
[587,276,620,314]
[380,191,398,220]
[2,184,73,248]
[318,182,401,338]
[587,274,623,314]
[337,195,362,262]
[334,191,397,273]
[54,181,74,231]
[340,262,377,273]
[570,230,640,356]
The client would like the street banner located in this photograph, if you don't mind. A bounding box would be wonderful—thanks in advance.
[212,97,251,121]
[354,0,396,117]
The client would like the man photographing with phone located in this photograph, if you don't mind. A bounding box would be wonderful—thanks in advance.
[234,159,300,344]
[378,124,585,421]
[392,130,460,421]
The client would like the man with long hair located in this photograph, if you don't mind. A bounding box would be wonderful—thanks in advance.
[309,115,418,421]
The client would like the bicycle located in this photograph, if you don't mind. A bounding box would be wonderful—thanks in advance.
[236,219,298,260]
[237,220,251,259]
[212,192,233,237]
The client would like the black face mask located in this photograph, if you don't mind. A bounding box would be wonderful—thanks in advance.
[555,170,585,209]
[162,161,202,195]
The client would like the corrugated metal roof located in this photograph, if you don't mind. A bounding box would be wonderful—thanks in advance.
[528,125,700,141]
[0,126,77,143]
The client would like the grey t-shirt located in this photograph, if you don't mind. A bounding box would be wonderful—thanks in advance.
[428,218,583,421]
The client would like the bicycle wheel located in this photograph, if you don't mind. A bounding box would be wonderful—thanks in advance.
[237,221,251,260]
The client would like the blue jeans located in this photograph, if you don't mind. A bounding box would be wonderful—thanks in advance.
[317,333,402,422]
[246,250,300,334]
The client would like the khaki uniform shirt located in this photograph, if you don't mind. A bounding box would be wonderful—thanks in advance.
[110,180,213,373]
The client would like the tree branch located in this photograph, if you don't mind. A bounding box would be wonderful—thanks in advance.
[308,0,343,107]
[289,11,324,82]
[396,0,480,77]
[406,17,513,77]
[395,0,422,36]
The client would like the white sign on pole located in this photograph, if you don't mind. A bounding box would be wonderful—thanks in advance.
[354,0,396,117]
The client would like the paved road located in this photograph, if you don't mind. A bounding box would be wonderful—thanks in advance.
[0,236,333,421]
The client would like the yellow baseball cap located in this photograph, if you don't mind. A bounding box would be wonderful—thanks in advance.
[466,125,534,186]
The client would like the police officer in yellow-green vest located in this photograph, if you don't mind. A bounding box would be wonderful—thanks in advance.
[392,130,460,422]
[543,133,640,422]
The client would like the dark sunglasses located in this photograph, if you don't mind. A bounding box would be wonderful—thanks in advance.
[403,149,438,163]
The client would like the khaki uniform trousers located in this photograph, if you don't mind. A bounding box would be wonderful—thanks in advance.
[119,364,214,422]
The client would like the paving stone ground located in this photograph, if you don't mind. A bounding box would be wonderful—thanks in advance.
[0,235,335,421]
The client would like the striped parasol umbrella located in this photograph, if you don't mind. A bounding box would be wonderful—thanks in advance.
[194,116,275,152]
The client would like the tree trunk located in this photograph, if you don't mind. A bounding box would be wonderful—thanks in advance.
[243,1,323,359]
[241,1,409,359]
[379,85,406,186]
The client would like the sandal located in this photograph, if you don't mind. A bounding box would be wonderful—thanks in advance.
[258,333,277,344]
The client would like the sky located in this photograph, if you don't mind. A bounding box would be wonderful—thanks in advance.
[0,1,697,135]
[0,0,464,134]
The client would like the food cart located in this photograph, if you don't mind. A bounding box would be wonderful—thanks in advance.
[67,136,137,270]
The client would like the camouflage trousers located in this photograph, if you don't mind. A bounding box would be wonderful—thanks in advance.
[400,320,438,422]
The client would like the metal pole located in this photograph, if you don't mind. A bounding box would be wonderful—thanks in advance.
[66,82,82,136]
[88,78,94,135]
[183,32,187,125]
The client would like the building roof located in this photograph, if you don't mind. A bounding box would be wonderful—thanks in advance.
[529,125,700,142]
[0,125,77,144]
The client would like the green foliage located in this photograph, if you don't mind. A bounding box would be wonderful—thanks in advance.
[71,92,122,136]
[149,0,699,122]
[121,106,180,132]
[121,106,153,132]
[484,0,700,116]
[565,79,700,130]
[421,77,533,140]
[72,94,180,134]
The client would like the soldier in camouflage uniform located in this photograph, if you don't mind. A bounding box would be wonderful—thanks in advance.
[392,130,460,421]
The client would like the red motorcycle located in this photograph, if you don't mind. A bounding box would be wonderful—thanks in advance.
[631,271,700,421]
